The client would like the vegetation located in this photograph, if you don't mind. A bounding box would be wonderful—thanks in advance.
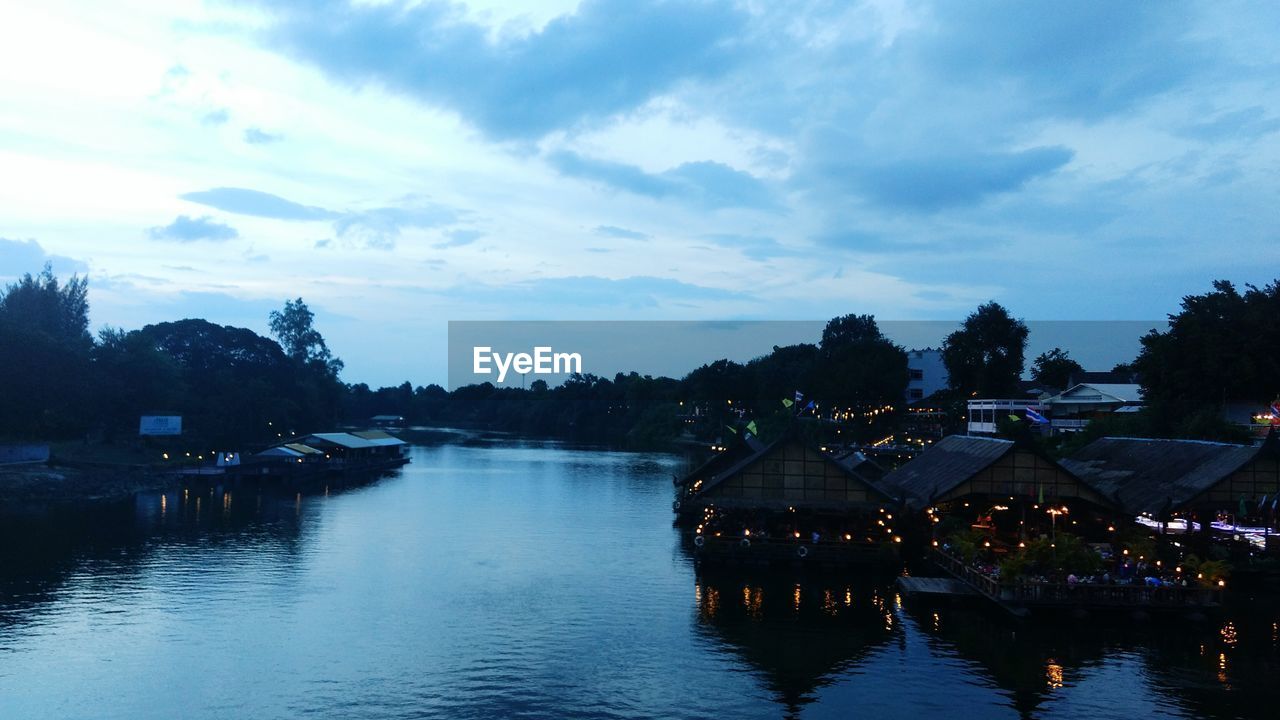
[997,534,1103,583]
[1,266,1274,451]
[1030,347,1083,390]
[942,302,1029,398]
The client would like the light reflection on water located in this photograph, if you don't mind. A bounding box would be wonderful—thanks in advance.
[0,436,1276,719]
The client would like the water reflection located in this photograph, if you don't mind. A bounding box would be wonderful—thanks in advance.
[691,568,897,716]
[0,439,1276,719]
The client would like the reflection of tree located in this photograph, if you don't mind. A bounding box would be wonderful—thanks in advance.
[903,599,1280,720]
[691,566,896,717]
[902,604,1104,718]
[1138,607,1280,720]
[0,477,381,632]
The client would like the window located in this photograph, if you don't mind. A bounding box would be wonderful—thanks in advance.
[909,368,924,380]
[909,388,924,400]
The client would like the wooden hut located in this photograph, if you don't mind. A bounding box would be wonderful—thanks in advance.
[882,435,1112,511]
[680,425,900,565]
[1061,433,1280,545]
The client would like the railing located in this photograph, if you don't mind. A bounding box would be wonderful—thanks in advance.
[694,534,887,563]
[932,549,1222,608]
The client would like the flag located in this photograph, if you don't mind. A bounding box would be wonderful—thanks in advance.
[795,390,804,402]
[1025,407,1049,424]
[1271,401,1280,417]
[745,420,758,436]
[725,425,737,434]
[804,400,815,412]
[782,398,794,408]
[1008,414,1021,422]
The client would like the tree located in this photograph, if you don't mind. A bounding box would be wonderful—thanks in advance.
[0,263,91,350]
[269,298,343,378]
[1031,347,1083,389]
[820,314,881,350]
[1133,279,1280,435]
[813,315,907,413]
[0,265,93,438]
[942,302,1029,397]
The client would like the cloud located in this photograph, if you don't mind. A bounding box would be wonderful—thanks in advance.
[0,238,89,277]
[147,215,240,242]
[915,2,1210,121]
[334,201,459,250]
[201,109,230,126]
[802,124,1075,211]
[180,187,337,220]
[702,233,796,260]
[434,229,482,249]
[448,275,746,309]
[1179,106,1280,142]
[243,127,284,144]
[548,151,774,209]
[179,187,457,249]
[256,0,749,139]
[594,225,648,241]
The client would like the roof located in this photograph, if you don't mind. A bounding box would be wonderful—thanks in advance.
[304,432,383,449]
[284,443,324,454]
[878,435,1015,503]
[690,424,894,504]
[1048,383,1143,405]
[675,433,765,486]
[350,430,408,447]
[1068,370,1138,386]
[1060,437,1259,514]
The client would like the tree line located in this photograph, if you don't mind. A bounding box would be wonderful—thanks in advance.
[1,264,1275,449]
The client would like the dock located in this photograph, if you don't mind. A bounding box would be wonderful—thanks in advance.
[897,576,980,598]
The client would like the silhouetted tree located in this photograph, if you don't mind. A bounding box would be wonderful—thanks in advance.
[1031,347,1082,390]
[943,302,1029,397]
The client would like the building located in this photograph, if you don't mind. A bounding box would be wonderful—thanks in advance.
[966,381,1143,436]
[880,435,1112,513]
[1061,434,1280,530]
[905,348,948,404]
[676,424,901,564]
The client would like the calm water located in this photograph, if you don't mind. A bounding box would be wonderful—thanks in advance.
[1,434,1277,719]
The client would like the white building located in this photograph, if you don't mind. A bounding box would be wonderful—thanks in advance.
[905,348,948,404]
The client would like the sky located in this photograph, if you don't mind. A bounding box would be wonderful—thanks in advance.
[0,0,1277,387]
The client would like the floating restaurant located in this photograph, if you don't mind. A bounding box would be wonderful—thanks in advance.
[883,434,1233,615]
[241,430,410,479]
[1061,433,1280,551]
[674,425,901,566]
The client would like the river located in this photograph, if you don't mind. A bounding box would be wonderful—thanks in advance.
[1,434,1276,719]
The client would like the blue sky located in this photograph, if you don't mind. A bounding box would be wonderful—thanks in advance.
[0,0,1277,386]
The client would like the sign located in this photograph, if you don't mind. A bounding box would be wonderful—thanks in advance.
[139,415,182,436]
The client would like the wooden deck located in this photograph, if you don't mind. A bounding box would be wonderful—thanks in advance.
[897,576,981,598]
[931,549,1222,616]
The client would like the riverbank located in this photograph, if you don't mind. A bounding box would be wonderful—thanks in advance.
[0,461,173,504]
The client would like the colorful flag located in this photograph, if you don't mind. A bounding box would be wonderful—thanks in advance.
[804,400,815,412]
[794,391,804,403]
[745,420,758,436]
[725,425,737,434]
[1008,414,1021,422]
[782,398,794,408]
[1025,407,1050,424]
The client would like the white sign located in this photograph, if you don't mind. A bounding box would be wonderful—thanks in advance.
[139,415,182,436]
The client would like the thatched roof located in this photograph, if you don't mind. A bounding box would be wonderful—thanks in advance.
[878,435,1017,503]
[1060,437,1261,514]
[675,433,765,486]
